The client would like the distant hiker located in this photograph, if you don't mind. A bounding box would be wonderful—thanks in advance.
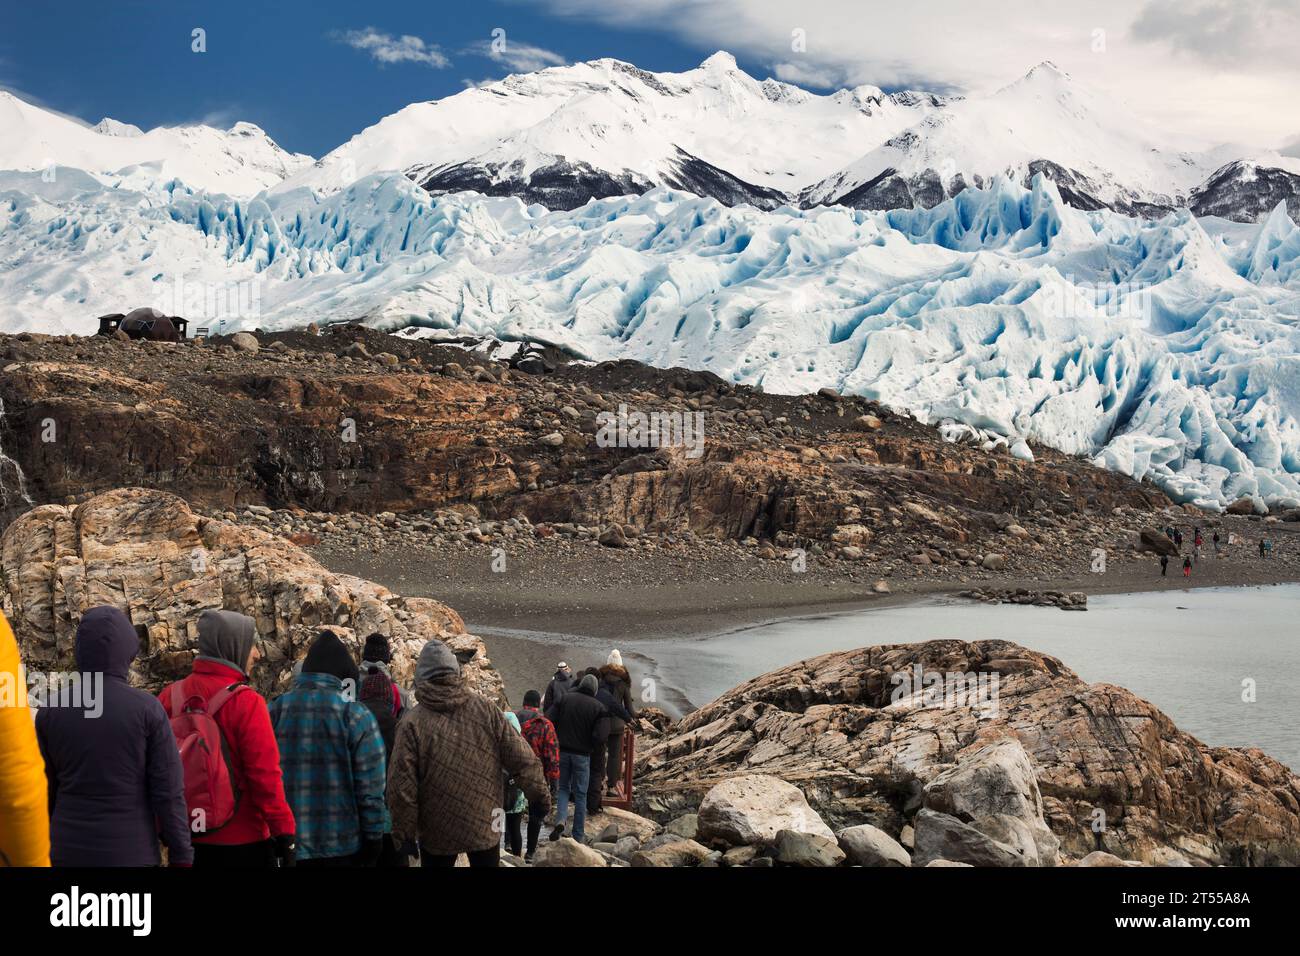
[1259,538,1267,559]
[545,673,609,844]
[1193,530,1203,562]
[599,650,637,796]
[1160,554,1169,576]
[388,640,550,868]
[514,690,560,860]
[157,609,297,867]
[270,631,388,866]
[1182,556,1192,578]
[0,610,49,867]
[1174,529,1183,549]
[542,661,575,710]
[1213,531,1221,557]
[360,633,411,714]
[35,606,193,867]
[1264,537,1274,559]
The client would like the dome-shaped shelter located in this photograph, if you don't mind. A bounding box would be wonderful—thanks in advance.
[97,308,189,341]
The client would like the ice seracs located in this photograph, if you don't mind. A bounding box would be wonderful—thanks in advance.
[2,169,1298,511]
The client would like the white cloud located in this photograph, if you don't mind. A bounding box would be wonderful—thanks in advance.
[529,0,1300,149]
[333,27,451,69]
[467,37,567,73]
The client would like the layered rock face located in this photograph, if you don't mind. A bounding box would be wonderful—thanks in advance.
[0,328,1171,567]
[634,640,1300,866]
[0,487,502,701]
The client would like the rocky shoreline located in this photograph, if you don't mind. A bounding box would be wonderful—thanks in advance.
[3,487,1298,868]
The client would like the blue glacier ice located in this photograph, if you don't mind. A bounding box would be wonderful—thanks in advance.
[1,170,1298,510]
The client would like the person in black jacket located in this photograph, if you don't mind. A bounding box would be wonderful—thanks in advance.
[577,667,632,814]
[542,662,575,711]
[35,606,193,867]
[544,673,608,843]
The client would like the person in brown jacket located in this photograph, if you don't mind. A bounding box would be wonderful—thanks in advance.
[599,650,636,794]
[387,639,550,867]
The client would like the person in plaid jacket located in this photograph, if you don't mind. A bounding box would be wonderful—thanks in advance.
[513,690,559,859]
[269,631,388,866]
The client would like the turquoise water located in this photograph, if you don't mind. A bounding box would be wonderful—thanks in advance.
[632,584,1300,770]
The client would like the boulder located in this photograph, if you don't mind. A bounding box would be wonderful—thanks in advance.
[721,845,760,867]
[925,859,973,867]
[598,524,629,548]
[635,639,1300,867]
[774,829,846,867]
[697,774,835,847]
[912,809,1029,867]
[631,839,711,867]
[1226,497,1257,515]
[837,824,911,867]
[229,332,259,353]
[921,737,1060,866]
[584,807,659,844]
[531,838,607,868]
[981,553,1007,571]
[0,489,503,702]
[1139,529,1179,556]
[664,813,699,841]
[1076,851,1140,868]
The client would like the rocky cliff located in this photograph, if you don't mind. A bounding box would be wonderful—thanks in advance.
[0,487,502,701]
[0,327,1173,562]
[634,640,1300,866]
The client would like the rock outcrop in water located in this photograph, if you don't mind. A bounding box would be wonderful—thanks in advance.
[0,488,502,701]
[633,640,1300,866]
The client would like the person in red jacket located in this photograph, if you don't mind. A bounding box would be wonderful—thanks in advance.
[158,609,297,867]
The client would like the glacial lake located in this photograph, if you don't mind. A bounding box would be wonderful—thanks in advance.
[482,584,1300,771]
[632,584,1300,770]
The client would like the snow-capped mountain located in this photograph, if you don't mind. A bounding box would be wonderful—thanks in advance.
[277,52,948,210]
[279,53,1300,223]
[0,91,312,196]
[3,165,1299,511]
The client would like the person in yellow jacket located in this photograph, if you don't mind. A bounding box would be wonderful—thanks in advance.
[0,610,50,866]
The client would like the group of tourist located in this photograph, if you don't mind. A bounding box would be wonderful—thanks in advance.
[1157,524,1279,578]
[0,604,636,868]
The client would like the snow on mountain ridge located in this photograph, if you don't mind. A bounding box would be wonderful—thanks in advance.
[0,91,312,196]
[2,168,1298,510]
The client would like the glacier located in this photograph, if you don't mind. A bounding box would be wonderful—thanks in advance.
[1,168,1298,510]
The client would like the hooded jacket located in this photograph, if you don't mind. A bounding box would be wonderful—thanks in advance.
[35,606,193,866]
[0,611,49,866]
[542,669,575,711]
[269,633,388,861]
[157,610,296,846]
[387,640,550,856]
[545,676,609,756]
[598,663,637,737]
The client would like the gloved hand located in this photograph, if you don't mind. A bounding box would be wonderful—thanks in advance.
[273,833,297,868]
[356,838,383,867]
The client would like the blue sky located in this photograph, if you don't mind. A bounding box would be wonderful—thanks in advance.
[2,0,1297,153]
[0,0,748,156]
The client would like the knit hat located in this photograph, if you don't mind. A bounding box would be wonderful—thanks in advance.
[302,631,359,687]
[362,633,392,664]
[578,674,599,696]
[607,649,623,667]
[415,639,459,683]
[196,609,257,675]
[359,671,392,705]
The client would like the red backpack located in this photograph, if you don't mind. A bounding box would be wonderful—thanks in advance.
[167,677,246,836]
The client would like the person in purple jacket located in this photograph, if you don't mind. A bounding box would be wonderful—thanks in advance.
[35,606,193,867]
